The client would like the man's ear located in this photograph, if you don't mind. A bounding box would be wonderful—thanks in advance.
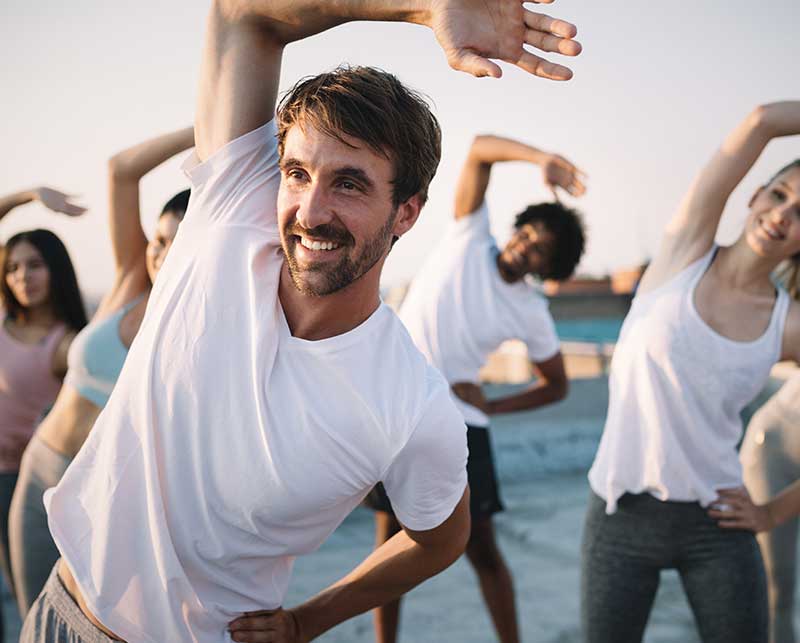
[392,194,424,240]
[749,186,764,208]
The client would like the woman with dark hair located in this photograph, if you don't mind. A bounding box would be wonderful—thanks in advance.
[0,188,87,640]
[8,126,193,617]
[582,101,800,643]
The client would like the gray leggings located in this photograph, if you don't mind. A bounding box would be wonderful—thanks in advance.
[581,490,768,643]
[741,394,800,643]
[9,436,71,617]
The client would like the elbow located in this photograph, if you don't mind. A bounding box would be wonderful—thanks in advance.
[107,154,137,181]
[746,104,774,138]
[554,378,569,402]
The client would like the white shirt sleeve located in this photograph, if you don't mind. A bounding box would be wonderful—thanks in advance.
[524,295,561,362]
[450,201,491,240]
[180,120,281,233]
[382,375,468,532]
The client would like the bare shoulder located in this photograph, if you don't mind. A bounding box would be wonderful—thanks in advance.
[782,299,800,362]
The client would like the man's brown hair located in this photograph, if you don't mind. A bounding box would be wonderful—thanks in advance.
[277,65,441,207]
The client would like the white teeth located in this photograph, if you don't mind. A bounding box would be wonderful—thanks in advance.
[299,237,340,251]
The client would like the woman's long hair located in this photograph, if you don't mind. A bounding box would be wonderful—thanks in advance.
[1,229,88,331]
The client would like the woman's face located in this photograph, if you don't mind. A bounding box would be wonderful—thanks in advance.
[745,167,800,261]
[146,213,181,282]
[4,240,51,310]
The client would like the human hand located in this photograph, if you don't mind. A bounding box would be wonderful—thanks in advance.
[427,0,581,80]
[708,487,775,533]
[229,608,305,643]
[32,187,87,217]
[542,154,587,200]
[451,381,490,414]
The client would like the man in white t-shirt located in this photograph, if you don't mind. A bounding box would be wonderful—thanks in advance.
[19,4,583,643]
[366,135,587,643]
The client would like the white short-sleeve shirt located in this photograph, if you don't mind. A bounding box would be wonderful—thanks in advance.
[44,121,467,643]
[399,202,560,426]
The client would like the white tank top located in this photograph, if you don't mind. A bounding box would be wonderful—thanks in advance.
[589,247,790,513]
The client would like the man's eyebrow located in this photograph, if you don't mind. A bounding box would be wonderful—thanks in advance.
[335,167,375,190]
[279,158,304,171]
[778,181,796,195]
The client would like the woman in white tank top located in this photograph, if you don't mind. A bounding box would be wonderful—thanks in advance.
[582,101,800,643]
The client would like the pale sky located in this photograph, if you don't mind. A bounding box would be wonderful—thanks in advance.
[2,1,799,300]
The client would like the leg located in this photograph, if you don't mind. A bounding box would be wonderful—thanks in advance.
[372,510,402,643]
[742,402,800,643]
[0,472,18,642]
[10,440,66,616]
[581,492,662,643]
[678,522,768,643]
[464,517,519,643]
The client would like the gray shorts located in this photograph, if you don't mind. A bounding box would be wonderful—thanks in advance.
[19,564,116,643]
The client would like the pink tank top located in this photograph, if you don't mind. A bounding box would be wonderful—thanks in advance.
[0,317,66,472]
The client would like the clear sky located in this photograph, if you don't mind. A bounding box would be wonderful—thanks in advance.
[2,1,799,300]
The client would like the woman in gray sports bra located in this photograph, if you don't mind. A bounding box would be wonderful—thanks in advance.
[8,126,194,616]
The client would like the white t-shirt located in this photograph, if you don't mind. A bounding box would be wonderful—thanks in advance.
[399,202,560,426]
[588,247,790,514]
[44,121,468,643]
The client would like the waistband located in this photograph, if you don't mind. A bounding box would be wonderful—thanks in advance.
[43,564,115,642]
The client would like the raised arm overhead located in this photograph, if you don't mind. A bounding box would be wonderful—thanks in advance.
[196,0,582,161]
[454,134,586,219]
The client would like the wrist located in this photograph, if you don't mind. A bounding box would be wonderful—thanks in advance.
[288,604,316,642]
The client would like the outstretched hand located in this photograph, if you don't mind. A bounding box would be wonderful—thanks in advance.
[708,487,775,533]
[427,0,581,80]
[542,154,587,200]
[32,187,87,217]
[229,608,304,643]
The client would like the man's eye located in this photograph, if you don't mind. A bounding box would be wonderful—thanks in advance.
[339,180,358,191]
[770,189,786,202]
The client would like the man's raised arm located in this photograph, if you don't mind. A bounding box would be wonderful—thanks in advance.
[196,0,582,161]
[455,135,586,219]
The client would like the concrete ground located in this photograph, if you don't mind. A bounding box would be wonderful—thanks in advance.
[283,473,704,643]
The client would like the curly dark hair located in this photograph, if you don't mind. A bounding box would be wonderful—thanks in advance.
[514,202,586,281]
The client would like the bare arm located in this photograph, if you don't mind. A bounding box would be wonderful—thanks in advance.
[454,135,585,219]
[452,352,568,415]
[710,481,800,534]
[0,188,86,222]
[640,101,800,294]
[106,127,194,293]
[197,0,581,161]
[782,302,800,362]
[228,489,471,642]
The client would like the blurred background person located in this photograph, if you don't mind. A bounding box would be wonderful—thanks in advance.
[8,126,193,617]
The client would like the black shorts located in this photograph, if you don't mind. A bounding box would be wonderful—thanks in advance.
[363,424,504,521]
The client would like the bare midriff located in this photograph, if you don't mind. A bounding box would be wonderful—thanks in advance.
[58,560,125,641]
[35,386,102,458]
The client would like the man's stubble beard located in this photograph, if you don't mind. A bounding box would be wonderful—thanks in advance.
[282,210,397,297]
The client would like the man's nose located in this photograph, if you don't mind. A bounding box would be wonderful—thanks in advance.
[296,186,334,231]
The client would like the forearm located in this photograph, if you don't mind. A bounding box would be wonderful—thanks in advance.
[469,135,548,168]
[486,378,567,415]
[292,528,462,640]
[764,478,800,529]
[108,127,195,181]
[0,190,35,220]
[226,0,430,45]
